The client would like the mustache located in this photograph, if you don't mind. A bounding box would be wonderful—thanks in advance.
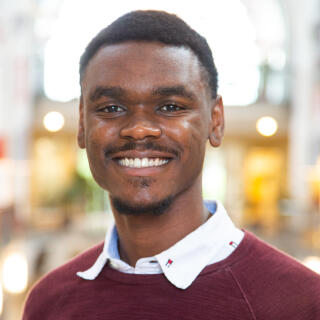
[104,141,180,158]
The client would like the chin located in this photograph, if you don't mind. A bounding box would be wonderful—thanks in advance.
[110,195,173,216]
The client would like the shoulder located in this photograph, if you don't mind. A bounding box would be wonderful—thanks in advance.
[22,242,104,320]
[236,231,319,276]
[233,231,320,286]
[230,231,320,318]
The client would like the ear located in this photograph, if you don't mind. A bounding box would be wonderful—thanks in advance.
[208,95,224,147]
[77,96,86,149]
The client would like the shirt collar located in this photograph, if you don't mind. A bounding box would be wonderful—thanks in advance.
[77,201,244,289]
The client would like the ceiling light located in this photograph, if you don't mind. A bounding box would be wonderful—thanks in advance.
[256,116,278,137]
[43,111,65,132]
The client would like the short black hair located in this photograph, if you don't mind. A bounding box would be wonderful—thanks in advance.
[79,10,218,98]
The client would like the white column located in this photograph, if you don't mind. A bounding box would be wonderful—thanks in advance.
[283,0,319,204]
[0,0,36,221]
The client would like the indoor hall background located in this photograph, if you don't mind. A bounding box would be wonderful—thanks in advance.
[0,0,320,319]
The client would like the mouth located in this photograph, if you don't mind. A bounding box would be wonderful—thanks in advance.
[108,148,176,176]
[117,157,170,168]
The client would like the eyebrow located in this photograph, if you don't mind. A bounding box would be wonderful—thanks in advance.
[89,86,124,102]
[89,85,196,102]
[152,86,196,101]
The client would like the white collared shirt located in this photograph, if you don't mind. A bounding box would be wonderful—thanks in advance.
[77,201,244,289]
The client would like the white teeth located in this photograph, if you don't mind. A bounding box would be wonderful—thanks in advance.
[118,157,169,168]
[134,158,141,168]
[141,158,148,167]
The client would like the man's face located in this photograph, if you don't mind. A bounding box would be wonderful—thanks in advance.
[79,41,223,213]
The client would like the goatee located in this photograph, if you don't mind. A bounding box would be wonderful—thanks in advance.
[111,196,173,216]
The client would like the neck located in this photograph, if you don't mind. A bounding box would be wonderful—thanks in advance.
[111,179,210,267]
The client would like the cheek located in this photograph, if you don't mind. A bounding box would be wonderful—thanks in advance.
[86,118,117,145]
[166,116,208,158]
[85,119,118,166]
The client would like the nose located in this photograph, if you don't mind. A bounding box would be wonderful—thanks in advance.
[120,117,162,140]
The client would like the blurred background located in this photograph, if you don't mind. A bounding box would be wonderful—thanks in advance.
[0,0,320,318]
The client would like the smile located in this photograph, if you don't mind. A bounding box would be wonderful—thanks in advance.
[117,157,170,168]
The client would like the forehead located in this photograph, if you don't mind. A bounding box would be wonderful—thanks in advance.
[81,41,208,99]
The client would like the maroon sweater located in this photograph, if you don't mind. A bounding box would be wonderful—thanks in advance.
[22,231,320,319]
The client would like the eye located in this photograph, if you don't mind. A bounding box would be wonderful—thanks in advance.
[100,105,125,113]
[160,104,184,113]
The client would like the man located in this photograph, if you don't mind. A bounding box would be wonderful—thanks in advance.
[23,10,320,319]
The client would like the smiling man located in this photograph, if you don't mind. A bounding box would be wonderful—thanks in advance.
[23,10,320,320]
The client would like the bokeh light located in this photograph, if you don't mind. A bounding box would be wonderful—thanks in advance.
[43,111,65,132]
[2,253,28,294]
[256,116,278,137]
[303,256,320,274]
